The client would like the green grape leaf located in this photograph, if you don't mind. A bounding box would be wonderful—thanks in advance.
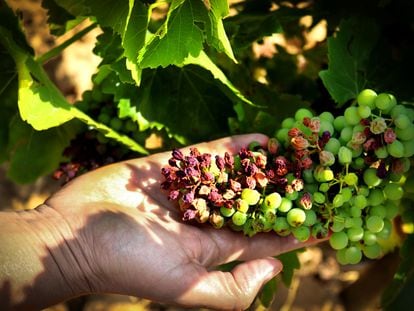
[41,0,85,36]
[183,51,254,106]
[138,65,234,142]
[6,116,79,183]
[319,17,379,105]
[259,277,277,308]
[277,250,301,287]
[138,0,204,68]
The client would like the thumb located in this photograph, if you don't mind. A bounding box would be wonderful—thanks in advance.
[178,257,282,310]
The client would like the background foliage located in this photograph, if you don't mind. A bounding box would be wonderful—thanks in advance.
[1,0,414,309]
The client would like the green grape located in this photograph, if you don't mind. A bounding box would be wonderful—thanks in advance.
[357,89,377,108]
[319,111,335,123]
[375,93,396,111]
[312,223,328,239]
[403,140,414,157]
[347,226,364,242]
[273,217,291,236]
[334,116,347,132]
[366,215,384,233]
[376,218,392,239]
[303,209,317,226]
[345,246,362,264]
[350,206,362,218]
[285,191,299,201]
[295,108,314,121]
[391,105,407,118]
[220,206,235,217]
[320,119,335,136]
[319,183,330,192]
[363,168,382,187]
[370,205,386,218]
[282,117,296,129]
[236,199,249,213]
[331,220,345,232]
[232,211,247,226]
[329,231,349,250]
[385,201,399,219]
[313,192,326,204]
[344,107,361,126]
[368,188,385,206]
[357,105,371,119]
[276,128,289,144]
[278,197,293,213]
[110,118,123,131]
[262,192,282,210]
[314,166,334,182]
[340,127,353,143]
[124,119,138,132]
[336,249,349,265]
[302,169,315,183]
[241,189,261,205]
[98,112,111,124]
[394,114,411,129]
[395,125,414,141]
[338,146,353,165]
[363,243,382,259]
[344,173,358,186]
[383,183,404,201]
[358,186,370,197]
[286,208,306,227]
[352,124,366,133]
[363,230,377,245]
[374,146,388,159]
[353,194,368,209]
[324,137,341,154]
[351,157,365,170]
[387,140,405,158]
[341,187,353,201]
[333,193,344,207]
[304,183,318,194]
[292,226,311,242]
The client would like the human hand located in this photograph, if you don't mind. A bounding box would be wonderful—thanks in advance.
[3,134,325,310]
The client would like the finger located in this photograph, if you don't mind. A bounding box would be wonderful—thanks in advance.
[201,228,328,266]
[177,257,282,310]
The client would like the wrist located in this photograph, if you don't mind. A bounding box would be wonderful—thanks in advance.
[0,205,94,310]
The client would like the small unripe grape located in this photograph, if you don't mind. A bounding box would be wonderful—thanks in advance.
[278,197,293,213]
[336,248,349,265]
[341,187,353,202]
[98,113,111,124]
[276,128,289,144]
[319,183,330,192]
[292,226,311,242]
[345,246,362,264]
[295,108,314,121]
[286,208,306,227]
[375,93,396,111]
[357,89,377,108]
[387,140,405,158]
[331,220,345,232]
[303,209,317,226]
[262,192,282,210]
[273,217,291,236]
[282,117,296,129]
[220,206,235,217]
[313,192,326,204]
[394,114,411,129]
[340,127,353,143]
[235,199,249,213]
[110,118,123,131]
[363,243,382,259]
[385,201,399,219]
[363,230,377,245]
[357,105,371,119]
[319,120,334,136]
[241,189,261,205]
[334,116,347,131]
[376,218,392,239]
[232,211,247,226]
[375,146,388,159]
[368,188,385,206]
[333,193,344,207]
[347,227,364,242]
[350,206,361,218]
[363,168,382,187]
[344,173,358,186]
[383,182,404,201]
[319,111,335,123]
[338,146,353,165]
[353,194,368,209]
[324,138,341,154]
[329,231,349,250]
[344,107,362,126]
[366,215,384,233]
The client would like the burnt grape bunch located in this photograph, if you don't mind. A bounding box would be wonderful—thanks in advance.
[161,89,414,265]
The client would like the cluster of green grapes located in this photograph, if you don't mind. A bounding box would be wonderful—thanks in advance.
[162,89,413,265]
[54,87,142,183]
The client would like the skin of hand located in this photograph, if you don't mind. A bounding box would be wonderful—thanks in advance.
[0,134,326,310]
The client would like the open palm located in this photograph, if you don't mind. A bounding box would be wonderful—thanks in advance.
[46,134,323,310]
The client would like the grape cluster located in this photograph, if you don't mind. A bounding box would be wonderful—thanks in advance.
[161,89,413,264]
